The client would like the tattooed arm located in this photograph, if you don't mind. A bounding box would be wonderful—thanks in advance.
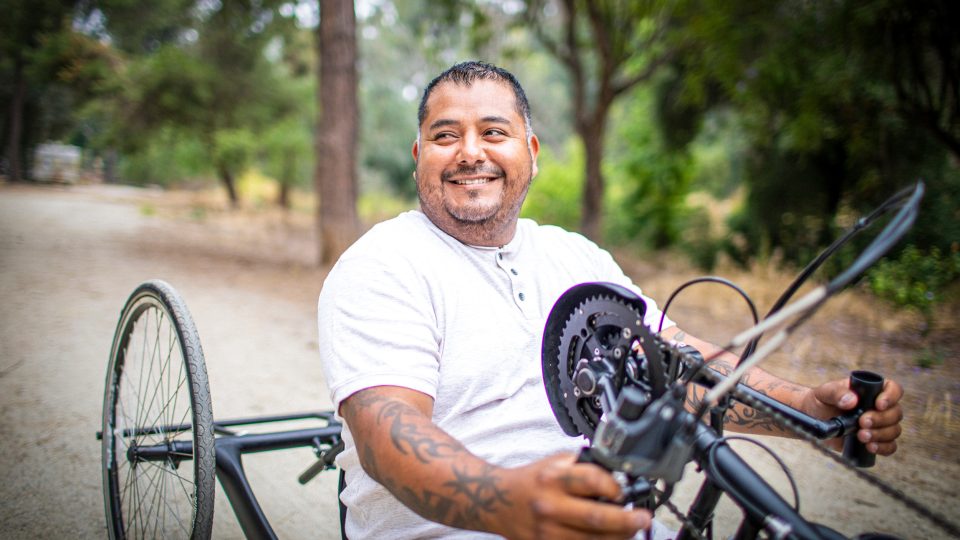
[661,327,903,455]
[340,385,651,539]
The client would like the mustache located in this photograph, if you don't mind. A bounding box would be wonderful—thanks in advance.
[441,164,504,181]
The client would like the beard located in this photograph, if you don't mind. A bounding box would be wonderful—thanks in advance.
[416,161,533,245]
[443,187,501,224]
[436,163,507,224]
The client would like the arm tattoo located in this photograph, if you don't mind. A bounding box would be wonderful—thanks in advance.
[395,463,510,529]
[691,361,793,434]
[346,392,509,530]
[378,400,464,462]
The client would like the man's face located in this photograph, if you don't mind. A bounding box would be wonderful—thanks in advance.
[413,79,539,246]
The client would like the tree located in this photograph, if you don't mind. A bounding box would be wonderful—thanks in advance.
[78,0,300,204]
[859,0,960,162]
[670,0,960,263]
[522,0,677,240]
[315,0,360,265]
[1,0,75,181]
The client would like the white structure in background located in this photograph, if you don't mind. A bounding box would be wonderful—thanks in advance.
[33,143,82,183]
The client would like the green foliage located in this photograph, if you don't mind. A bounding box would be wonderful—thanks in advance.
[213,129,256,176]
[118,128,210,186]
[610,85,696,250]
[261,117,313,191]
[868,245,960,329]
[520,142,583,231]
[671,0,960,268]
[913,347,946,370]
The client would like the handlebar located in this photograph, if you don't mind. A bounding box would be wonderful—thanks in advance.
[691,368,885,467]
[843,371,885,468]
[582,368,887,539]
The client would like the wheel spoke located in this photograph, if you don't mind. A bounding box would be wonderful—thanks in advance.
[138,312,172,440]
[142,369,188,440]
[103,286,213,539]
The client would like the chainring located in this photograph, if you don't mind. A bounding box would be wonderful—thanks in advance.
[541,282,669,440]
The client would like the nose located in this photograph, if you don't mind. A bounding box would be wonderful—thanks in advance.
[457,133,485,165]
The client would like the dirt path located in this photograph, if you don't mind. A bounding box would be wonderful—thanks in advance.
[0,184,338,538]
[0,183,957,539]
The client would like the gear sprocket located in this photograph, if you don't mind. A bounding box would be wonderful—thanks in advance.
[541,282,669,440]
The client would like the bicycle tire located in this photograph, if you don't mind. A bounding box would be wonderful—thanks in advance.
[101,280,215,539]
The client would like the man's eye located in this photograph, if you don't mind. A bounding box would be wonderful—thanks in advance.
[484,129,506,137]
[433,132,456,141]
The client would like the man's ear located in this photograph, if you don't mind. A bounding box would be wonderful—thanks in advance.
[412,138,420,162]
[529,134,540,178]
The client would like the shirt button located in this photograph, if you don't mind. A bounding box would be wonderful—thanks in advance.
[518,292,525,301]
[511,268,518,275]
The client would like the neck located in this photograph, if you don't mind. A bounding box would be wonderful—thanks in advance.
[423,209,519,247]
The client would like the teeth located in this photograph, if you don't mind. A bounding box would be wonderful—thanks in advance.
[453,178,489,185]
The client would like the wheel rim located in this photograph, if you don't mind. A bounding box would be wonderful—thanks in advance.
[105,295,201,538]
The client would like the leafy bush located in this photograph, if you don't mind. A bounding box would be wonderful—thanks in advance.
[520,141,583,232]
[868,244,960,331]
[118,128,211,186]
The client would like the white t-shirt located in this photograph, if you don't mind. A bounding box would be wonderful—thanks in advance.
[318,211,673,539]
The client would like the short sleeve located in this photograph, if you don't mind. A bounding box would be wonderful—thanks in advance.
[318,251,442,409]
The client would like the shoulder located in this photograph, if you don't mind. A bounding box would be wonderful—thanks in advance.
[321,212,432,294]
[342,211,431,256]
[518,218,604,255]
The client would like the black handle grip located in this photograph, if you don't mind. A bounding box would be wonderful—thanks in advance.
[842,370,885,468]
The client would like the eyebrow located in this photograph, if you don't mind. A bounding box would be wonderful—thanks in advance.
[427,115,514,131]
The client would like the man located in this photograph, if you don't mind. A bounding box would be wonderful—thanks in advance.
[318,61,903,539]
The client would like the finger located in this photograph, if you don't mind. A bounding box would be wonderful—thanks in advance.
[813,378,857,410]
[859,423,903,445]
[541,463,623,501]
[868,440,898,456]
[875,379,904,411]
[533,498,650,537]
[860,405,903,430]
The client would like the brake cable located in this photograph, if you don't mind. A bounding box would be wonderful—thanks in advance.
[656,182,960,538]
[739,182,925,365]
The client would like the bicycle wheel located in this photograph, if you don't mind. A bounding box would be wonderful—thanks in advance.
[101,280,215,539]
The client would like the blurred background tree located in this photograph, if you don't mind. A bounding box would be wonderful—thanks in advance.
[2,0,957,315]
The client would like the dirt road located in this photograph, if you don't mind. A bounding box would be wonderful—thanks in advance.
[0,183,957,538]
[0,184,339,538]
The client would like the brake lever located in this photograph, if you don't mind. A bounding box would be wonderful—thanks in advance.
[588,384,696,484]
[298,438,344,484]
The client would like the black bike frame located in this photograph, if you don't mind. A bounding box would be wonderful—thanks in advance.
[119,411,343,540]
[674,375,858,540]
[117,389,858,540]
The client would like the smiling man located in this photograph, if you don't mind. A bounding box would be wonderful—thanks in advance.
[413,68,540,247]
[317,62,904,540]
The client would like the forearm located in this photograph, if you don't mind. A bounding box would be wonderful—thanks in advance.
[670,329,809,436]
[340,387,510,534]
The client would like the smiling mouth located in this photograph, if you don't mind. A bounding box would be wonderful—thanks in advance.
[450,177,496,186]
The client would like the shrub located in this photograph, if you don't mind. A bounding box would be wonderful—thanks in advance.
[868,244,960,332]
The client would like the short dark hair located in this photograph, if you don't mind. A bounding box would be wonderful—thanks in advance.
[417,61,533,135]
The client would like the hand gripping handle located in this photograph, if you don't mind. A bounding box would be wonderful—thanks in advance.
[842,370,885,468]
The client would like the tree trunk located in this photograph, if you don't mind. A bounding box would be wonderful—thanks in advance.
[578,99,610,241]
[579,120,606,241]
[5,57,26,182]
[278,149,293,209]
[217,163,239,207]
[315,0,360,266]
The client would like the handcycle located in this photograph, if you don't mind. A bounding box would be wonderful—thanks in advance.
[96,181,960,539]
[95,278,345,539]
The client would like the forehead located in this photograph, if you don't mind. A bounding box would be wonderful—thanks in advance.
[420,79,522,128]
